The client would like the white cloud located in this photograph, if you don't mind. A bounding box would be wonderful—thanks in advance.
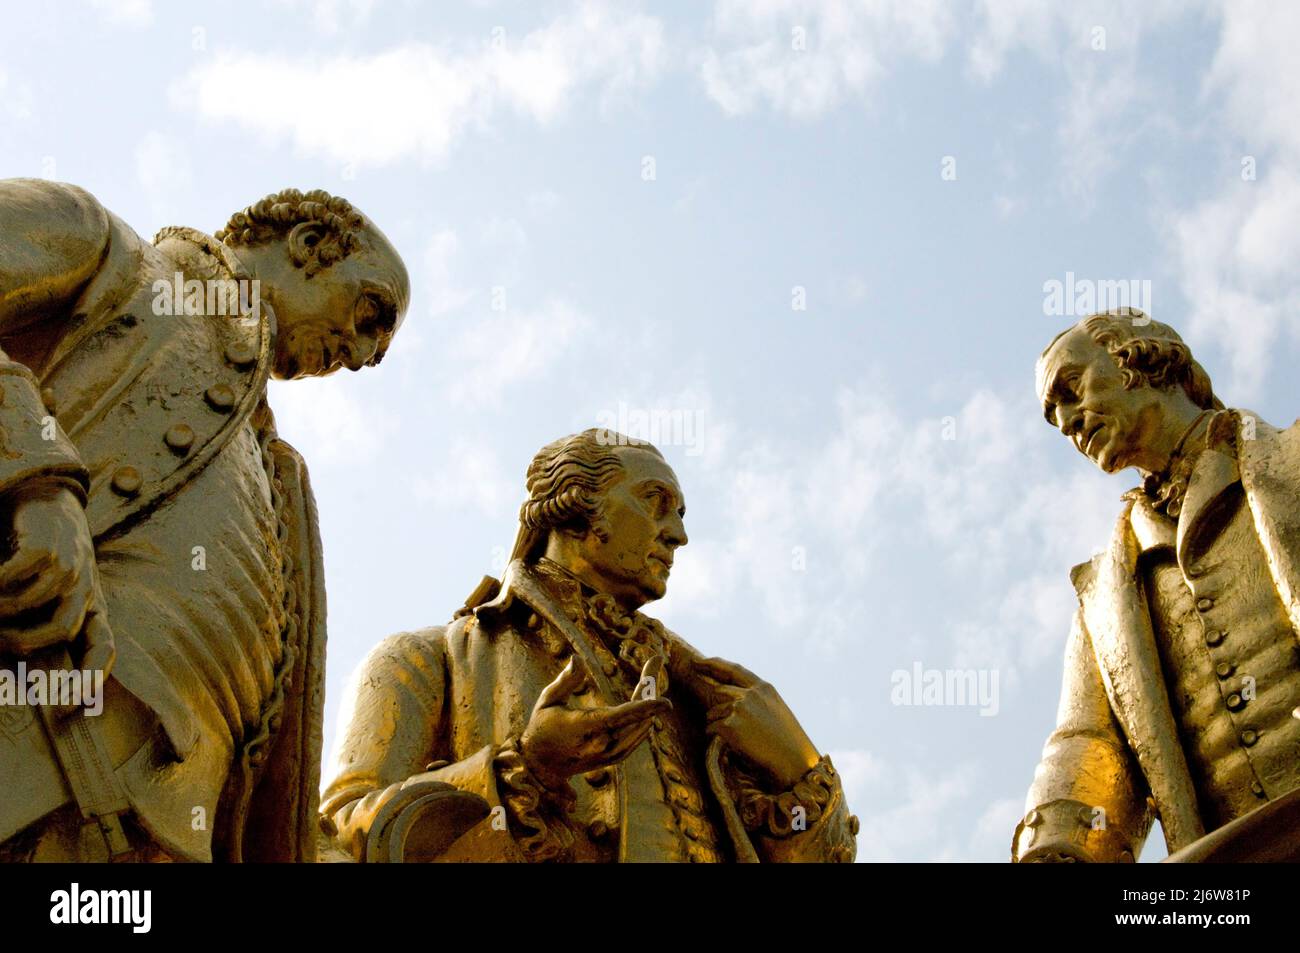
[968,1,1196,201]
[0,69,34,121]
[87,0,153,27]
[830,749,1023,861]
[662,382,1119,676]
[410,437,518,517]
[968,0,1060,84]
[437,300,590,409]
[850,755,977,861]
[1160,1,1300,397]
[697,0,1190,201]
[135,131,194,231]
[172,2,665,167]
[268,374,394,466]
[273,0,377,35]
[699,0,954,118]
[421,229,474,320]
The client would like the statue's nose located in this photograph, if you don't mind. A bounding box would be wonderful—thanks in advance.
[1057,405,1083,437]
[340,335,377,371]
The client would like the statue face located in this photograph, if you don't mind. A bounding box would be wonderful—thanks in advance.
[572,447,689,608]
[268,225,410,380]
[1036,327,1167,474]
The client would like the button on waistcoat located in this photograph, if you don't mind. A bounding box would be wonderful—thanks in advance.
[1148,485,1300,828]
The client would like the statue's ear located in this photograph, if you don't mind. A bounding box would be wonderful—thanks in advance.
[586,514,612,544]
[287,221,327,274]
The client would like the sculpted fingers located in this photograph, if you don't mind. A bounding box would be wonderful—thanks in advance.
[0,556,69,617]
[9,569,93,652]
[535,656,587,710]
[79,611,116,678]
[597,697,671,733]
[601,718,656,761]
[707,700,736,726]
[0,546,57,614]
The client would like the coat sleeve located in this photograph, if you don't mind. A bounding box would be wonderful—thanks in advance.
[0,178,110,326]
[320,625,540,862]
[1012,608,1153,862]
[732,754,859,864]
[0,179,107,499]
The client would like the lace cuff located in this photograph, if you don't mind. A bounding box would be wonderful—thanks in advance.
[493,737,575,862]
[733,754,840,838]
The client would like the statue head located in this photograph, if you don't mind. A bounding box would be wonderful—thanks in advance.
[216,188,411,380]
[1036,308,1222,475]
[513,429,688,611]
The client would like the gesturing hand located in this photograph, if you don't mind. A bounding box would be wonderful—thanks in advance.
[519,656,671,793]
[0,482,114,675]
[697,656,820,789]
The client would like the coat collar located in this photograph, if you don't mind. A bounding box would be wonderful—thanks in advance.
[476,559,621,705]
[474,558,758,861]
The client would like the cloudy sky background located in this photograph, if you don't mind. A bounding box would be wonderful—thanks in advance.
[4,0,1298,861]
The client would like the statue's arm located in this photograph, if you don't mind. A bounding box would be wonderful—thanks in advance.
[321,626,542,863]
[0,181,114,665]
[1012,609,1153,862]
[321,627,489,861]
[667,635,857,862]
[0,178,110,330]
[728,753,859,863]
[0,179,103,496]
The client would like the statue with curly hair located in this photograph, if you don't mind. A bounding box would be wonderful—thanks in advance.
[0,178,409,861]
[1015,308,1300,862]
[321,429,858,863]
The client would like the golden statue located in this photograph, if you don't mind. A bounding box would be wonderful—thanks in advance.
[322,430,858,862]
[0,178,409,861]
[1016,308,1300,862]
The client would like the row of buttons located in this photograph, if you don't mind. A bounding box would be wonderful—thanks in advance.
[1198,599,1259,753]
[108,343,253,498]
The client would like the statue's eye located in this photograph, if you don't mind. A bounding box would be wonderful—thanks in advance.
[355,293,395,335]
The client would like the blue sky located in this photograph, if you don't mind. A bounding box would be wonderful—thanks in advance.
[4,0,1298,861]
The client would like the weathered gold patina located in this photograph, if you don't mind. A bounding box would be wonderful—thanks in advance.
[0,179,409,862]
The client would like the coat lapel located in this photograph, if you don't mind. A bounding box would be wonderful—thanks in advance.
[1072,502,1205,850]
[1175,444,1240,572]
[490,560,691,863]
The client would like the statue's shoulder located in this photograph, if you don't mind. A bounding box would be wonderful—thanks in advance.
[1067,492,1146,594]
[366,625,451,668]
[341,626,453,706]
[0,179,118,306]
[653,623,706,666]
[2,177,110,236]
[1232,408,1300,492]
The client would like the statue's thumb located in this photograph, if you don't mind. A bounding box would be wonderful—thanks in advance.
[80,612,115,681]
[537,656,586,708]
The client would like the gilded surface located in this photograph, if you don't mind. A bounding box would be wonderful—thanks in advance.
[322,430,858,862]
[1016,309,1300,862]
[0,179,409,862]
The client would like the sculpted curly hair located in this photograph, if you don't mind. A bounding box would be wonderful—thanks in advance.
[215,188,366,276]
[1044,308,1222,411]
[511,429,663,562]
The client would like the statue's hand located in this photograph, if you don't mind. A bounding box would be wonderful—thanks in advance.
[697,656,820,789]
[0,482,114,674]
[520,657,671,794]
